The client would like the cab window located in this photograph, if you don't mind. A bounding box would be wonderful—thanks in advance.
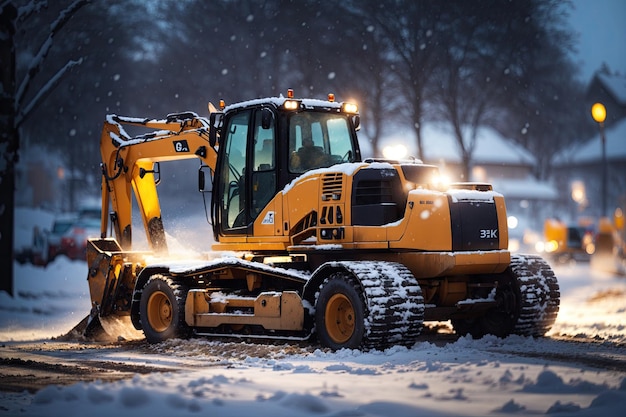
[251,110,276,218]
[289,112,356,173]
[219,111,249,230]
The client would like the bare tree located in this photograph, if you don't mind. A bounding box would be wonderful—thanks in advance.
[361,0,446,161]
[321,1,403,158]
[430,0,574,181]
[429,2,516,180]
[0,0,88,295]
[493,1,592,180]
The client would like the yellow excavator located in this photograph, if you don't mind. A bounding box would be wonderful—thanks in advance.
[591,206,625,275]
[542,218,595,262]
[78,90,559,349]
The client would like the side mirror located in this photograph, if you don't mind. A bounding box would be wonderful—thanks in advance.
[261,107,274,130]
[209,112,223,148]
[198,168,205,192]
[198,165,212,192]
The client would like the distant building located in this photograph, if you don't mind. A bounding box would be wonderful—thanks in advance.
[554,70,626,220]
[585,70,626,128]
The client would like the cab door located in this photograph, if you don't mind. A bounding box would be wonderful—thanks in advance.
[215,110,250,235]
[214,107,277,236]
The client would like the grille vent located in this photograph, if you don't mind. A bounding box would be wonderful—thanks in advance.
[321,173,343,200]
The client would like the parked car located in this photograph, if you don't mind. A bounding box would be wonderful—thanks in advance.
[60,218,102,260]
[78,205,101,221]
[15,225,48,266]
[45,216,77,262]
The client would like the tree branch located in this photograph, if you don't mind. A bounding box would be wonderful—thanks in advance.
[15,57,83,129]
[15,0,47,21]
[14,0,89,112]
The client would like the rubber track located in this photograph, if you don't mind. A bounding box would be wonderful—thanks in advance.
[509,254,560,337]
[332,261,425,349]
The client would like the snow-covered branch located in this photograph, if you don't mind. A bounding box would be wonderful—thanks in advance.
[15,56,83,129]
[15,35,52,109]
[16,0,47,21]
[14,0,89,112]
[49,0,89,34]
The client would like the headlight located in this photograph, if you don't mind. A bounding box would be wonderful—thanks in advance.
[283,100,300,110]
[342,103,358,114]
[545,240,559,253]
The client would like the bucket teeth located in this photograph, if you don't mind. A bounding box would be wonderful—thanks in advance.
[60,313,143,342]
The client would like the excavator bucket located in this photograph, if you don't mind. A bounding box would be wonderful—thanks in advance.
[62,312,109,342]
[68,238,145,341]
[63,311,142,342]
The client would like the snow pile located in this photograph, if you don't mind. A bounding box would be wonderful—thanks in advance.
[548,265,626,344]
[0,258,91,341]
[2,337,625,416]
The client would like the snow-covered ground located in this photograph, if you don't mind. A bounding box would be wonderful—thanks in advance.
[2,210,626,416]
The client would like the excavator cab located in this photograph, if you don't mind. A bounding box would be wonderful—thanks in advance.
[209,97,361,240]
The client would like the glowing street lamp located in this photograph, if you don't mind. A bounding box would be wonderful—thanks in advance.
[591,102,607,217]
[591,103,606,124]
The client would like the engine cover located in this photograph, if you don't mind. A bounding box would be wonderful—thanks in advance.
[449,197,500,251]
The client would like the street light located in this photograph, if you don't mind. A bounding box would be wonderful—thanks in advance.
[591,102,607,217]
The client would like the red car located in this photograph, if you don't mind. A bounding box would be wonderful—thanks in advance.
[46,217,77,261]
[60,218,102,260]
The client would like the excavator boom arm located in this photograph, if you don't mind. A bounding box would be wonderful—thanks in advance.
[100,113,219,252]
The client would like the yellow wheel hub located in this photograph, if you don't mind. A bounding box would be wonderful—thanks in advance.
[325,293,355,344]
[147,290,172,332]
